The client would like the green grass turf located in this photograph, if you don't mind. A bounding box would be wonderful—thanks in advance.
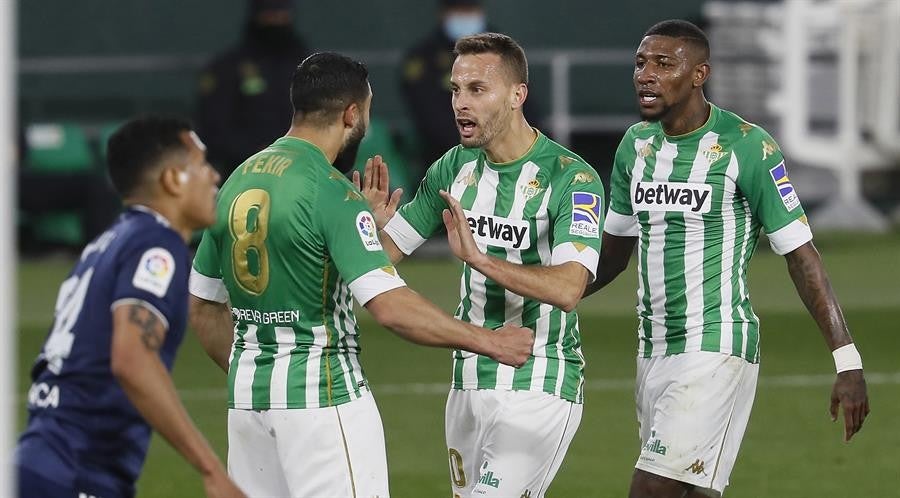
[16,233,900,497]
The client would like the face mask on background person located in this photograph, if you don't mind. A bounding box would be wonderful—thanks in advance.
[443,13,487,40]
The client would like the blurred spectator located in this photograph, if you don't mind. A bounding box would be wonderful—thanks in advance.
[195,0,310,175]
[400,0,541,170]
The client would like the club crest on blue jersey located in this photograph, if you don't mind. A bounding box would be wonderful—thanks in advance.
[569,192,601,238]
[769,161,800,211]
[356,211,382,251]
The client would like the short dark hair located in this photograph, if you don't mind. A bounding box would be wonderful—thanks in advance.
[454,32,529,84]
[644,20,710,62]
[106,115,192,197]
[290,52,370,125]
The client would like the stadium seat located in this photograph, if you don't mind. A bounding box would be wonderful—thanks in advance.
[23,123,96,247]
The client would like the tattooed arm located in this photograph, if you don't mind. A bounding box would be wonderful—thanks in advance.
[111,303,245,497]
[784,242,870,441]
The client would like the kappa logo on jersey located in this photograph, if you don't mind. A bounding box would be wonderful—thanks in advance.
[356,212,382,251]
[769,161,800,211]
[132,247,175,298]
[463,210,531,250]
[569,192,602,238]
[632,181,712,214]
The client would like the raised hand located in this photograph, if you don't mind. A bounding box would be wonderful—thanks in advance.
[488,325,535,368]
[440,190,485,267]
[830,369,869,442]
[351,155,403,229]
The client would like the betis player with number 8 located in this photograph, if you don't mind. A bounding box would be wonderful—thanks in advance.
[584,20,870,498]
[188,52,534,498]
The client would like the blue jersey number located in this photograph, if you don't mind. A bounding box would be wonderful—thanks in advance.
[44,268,94,374]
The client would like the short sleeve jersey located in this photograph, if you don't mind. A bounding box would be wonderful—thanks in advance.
[384,131,604,403]
[604,104,813,362]
[191,137,405,410]
[17,207,190,496]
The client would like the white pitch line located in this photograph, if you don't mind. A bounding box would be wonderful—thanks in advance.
[19,372,897,404]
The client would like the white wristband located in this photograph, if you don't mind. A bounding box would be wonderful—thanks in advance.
[832,343,863,373]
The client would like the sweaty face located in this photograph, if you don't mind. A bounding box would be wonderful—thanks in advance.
[633,35,701,122]
[450,53,517,149]
[179,131,220,229]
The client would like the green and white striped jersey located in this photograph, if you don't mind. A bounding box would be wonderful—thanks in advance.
[384,132,604,403]
[190,137,406,410]
[605,104,813,363]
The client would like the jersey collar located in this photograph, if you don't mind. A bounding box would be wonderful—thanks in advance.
[128,204,172,228]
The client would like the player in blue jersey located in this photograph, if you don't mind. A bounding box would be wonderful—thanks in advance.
[15,116,245,498]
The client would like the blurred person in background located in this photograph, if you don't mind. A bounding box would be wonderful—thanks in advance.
[195,0,310,176]
[15,116,244,498]
[400,0,542,177]
[584,19,869,498]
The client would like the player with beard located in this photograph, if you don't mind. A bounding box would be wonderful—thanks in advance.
[357,33,605,498]
[584,20,869,497]
[187,52,535,498]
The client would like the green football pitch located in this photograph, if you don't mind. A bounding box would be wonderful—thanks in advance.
[16,233,900,498]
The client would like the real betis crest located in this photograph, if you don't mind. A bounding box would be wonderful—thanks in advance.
[702,143,729,163]
[520,178,544,200]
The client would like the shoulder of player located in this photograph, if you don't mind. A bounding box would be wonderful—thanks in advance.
[429,145,479,175]
[624,120,659,140]
[535,138,600,184]
[116,221,189,269]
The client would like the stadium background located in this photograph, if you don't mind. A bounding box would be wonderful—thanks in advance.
[15,0,900,496]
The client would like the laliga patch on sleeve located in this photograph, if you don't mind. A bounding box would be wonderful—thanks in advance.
[768,161,801,211]
[356,212,383,251]
[132,247,176,298]
[569,192,602,238]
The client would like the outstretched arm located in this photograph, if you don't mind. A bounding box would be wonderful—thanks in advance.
[583,232,637,298]
[111,303,245,498]
[440,191,588,312]
[365,286,534,368]
[784,241,869,441]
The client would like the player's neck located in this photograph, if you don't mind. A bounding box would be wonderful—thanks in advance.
[661,98,711,137]
[123,200,193,242]
[285,124,343,164]
[483,116,537,164]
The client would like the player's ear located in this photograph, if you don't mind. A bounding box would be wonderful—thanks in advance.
[159,166,185,196]
[511,82,528,110]
[693,62,710,88]
[342,103,359,130]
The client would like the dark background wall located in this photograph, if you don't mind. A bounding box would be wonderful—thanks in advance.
[18,0,706,123]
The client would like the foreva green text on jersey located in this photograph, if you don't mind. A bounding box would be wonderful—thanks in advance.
[384,132,604,404]
[190,137,406,410]
[604,104,813,363]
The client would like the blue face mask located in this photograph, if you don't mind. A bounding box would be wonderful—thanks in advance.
[443,13,487,40]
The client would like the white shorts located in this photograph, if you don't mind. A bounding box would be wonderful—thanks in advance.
[227,393,389,498]
[635,351,759,496]
[445,389,582,498]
